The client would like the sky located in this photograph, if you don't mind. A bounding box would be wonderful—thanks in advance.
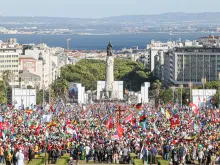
[1,0,220,18]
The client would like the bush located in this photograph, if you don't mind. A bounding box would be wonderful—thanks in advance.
[158,159,169,165]
[134,159,143,165]
[130,153,138,164]
[56,158,68,165]
[28,158,43,165]
[155,154,163,163]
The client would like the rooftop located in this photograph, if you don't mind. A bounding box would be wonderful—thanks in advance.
[173,47,220,53]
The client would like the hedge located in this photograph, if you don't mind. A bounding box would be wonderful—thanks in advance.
[28,153,70,165]
[155,154,163,164]
[28,157,44,165]
[134,159,144,165]
[130,153,138,164]
[57,154,70,165]
[158,159,169,165]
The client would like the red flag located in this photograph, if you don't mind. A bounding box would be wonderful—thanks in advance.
[49,106,54,113]
[65,119,71,126]
[169,101,173,105]
[124,114,133,123]
[189,102,198,115]
[116,124,124,138]
[139,115,146,122]
[136,103,142,110]
[34,125,40,135]
[169,115,179,127]
[211,110,215,119]
[172,140,178,145]
[105,118,113,130]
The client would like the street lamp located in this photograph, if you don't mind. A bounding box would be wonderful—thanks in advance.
[201,77,206,108]
[179,84,183,108]
[188,82,193,102]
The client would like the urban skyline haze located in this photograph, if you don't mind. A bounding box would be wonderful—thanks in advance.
[1,0,220,18]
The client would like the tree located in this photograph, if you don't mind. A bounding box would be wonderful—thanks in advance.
[60,58,151,91]
[36,89,49,105]
[51,77,69,101]
[0,80,7,104]
[152,80,162,107]
[212,91,219,108]
[205,81,219,89]
[159,89,172,104]
[2,70,12,86]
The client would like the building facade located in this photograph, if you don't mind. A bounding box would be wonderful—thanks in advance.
[21,43,65,89]
[146,40,176,72]
[165,47,220,86]
[0,40,22,87]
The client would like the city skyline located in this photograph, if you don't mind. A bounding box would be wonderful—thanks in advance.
[1,0,220,18]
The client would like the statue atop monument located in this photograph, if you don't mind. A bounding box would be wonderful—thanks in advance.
[107,42,113,56]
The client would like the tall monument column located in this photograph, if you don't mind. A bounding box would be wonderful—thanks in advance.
[105,42,114,98]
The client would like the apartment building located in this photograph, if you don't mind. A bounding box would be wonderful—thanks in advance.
[0,39,22,87]
[164,47,220,86]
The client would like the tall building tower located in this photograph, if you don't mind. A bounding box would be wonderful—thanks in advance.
[105,42,114,98]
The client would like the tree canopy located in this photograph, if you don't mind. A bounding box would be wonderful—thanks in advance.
[60,58,153,91]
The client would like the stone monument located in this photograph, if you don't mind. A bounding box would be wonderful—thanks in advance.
[105,42,114,98]
[96,42,124,100]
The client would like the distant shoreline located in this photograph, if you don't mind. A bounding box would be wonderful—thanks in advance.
[0,32,219,50]
[0,31,219,36]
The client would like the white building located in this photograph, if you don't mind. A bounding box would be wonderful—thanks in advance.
[146,40,176,72]
[192,89,216,108]
[141,82,150,103]
[164,47,220,86]
[0,39,23,86]
[12,88,36,109]
[21,43,65,89]
[68,82,86,104]
[97,81,124,100]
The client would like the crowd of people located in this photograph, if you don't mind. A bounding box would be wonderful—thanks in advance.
[0,101,219,165]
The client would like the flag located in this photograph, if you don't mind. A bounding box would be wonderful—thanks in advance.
[47,122,57,128]
[105,118,113,130]
[42,115,52,123]
[124,114,133,123]
[34,125,41,135]
[139,115,146,122]
[66,126,74,135]
[153,120,160,134]
[169,100,173,105]
[159,107,165,114]
[172,140,178,145]
[140,120,147,130]
[211,110,215,119]
[45,129,49,147]
[194,123,199,132]
[49,106,54,113]
[136,103,142,110]
[173,109,178,115]
[189,102,198,115]
[169,115,180,127]
[25,110,32,115]
[116,125,124,138]
[111,131,119,140]
[166,110,171,119]
[65,119,71,125]
[73,130,78,140]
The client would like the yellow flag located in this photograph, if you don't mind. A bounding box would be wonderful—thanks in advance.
[166,110,170,119]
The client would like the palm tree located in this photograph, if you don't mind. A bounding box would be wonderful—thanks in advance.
[152,80,162,107]
[2,70,12,86]
[0,80,7,104]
